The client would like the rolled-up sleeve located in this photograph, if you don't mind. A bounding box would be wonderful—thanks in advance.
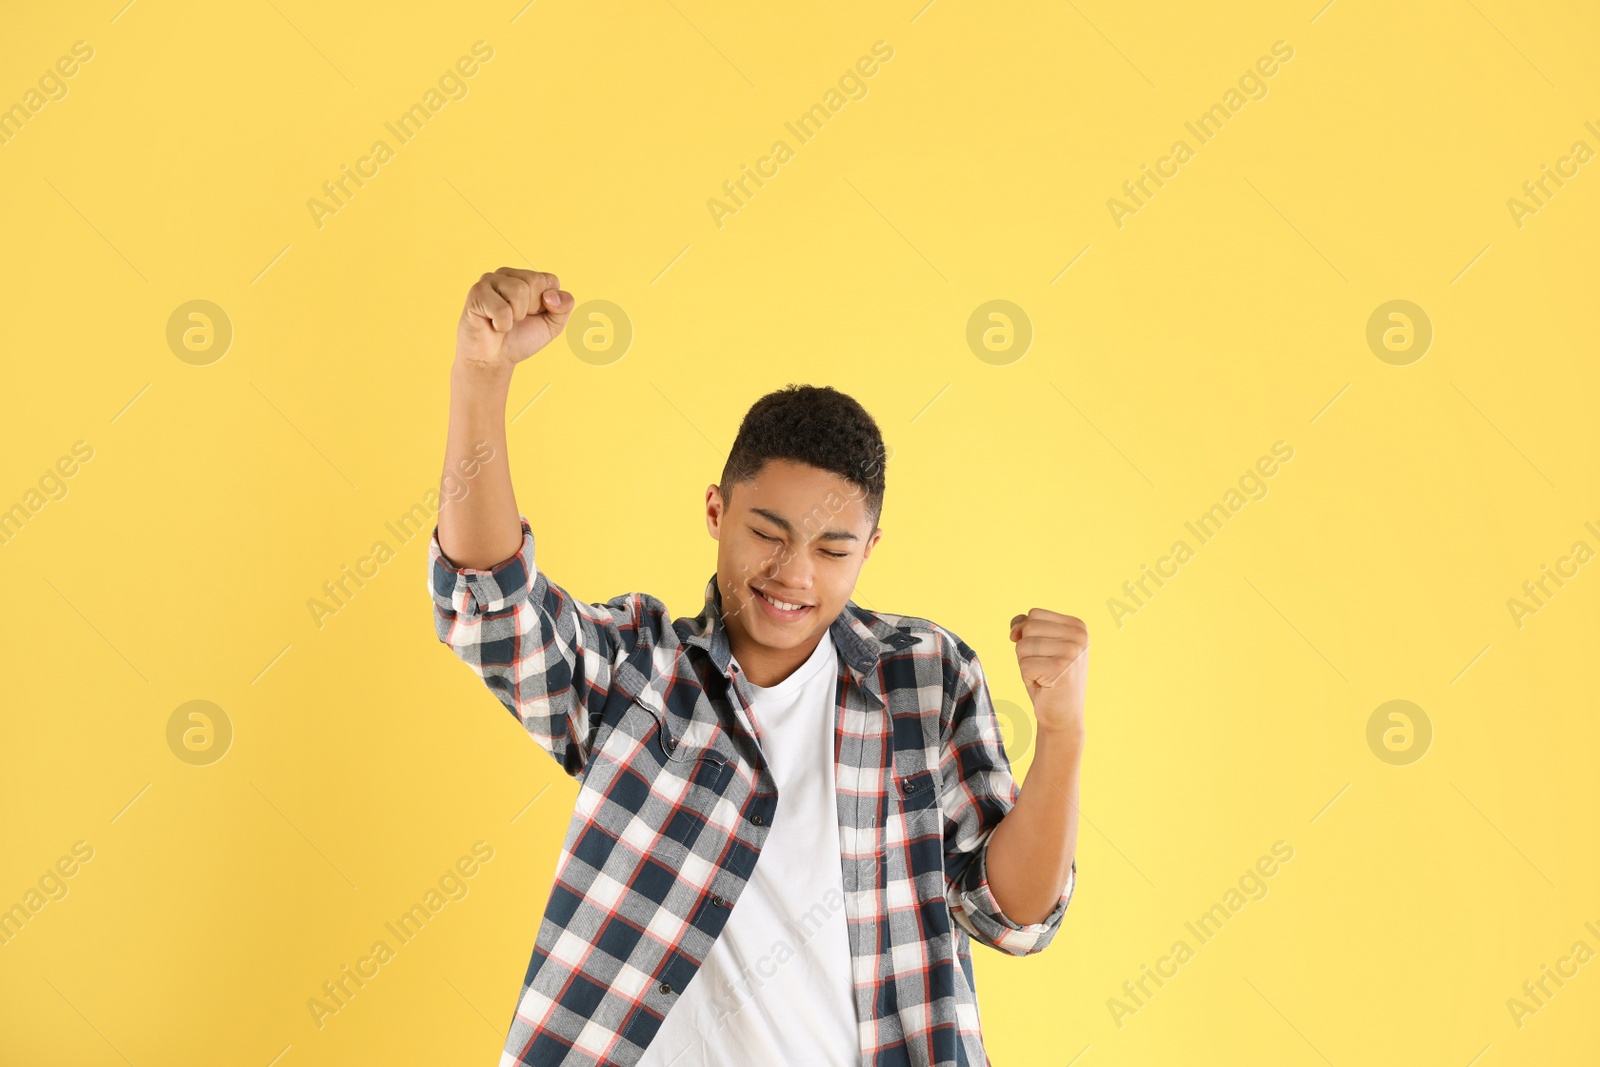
[939,631,1075,956]
[428,516,646,778]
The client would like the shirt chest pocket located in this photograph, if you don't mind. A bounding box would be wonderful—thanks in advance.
[882,676,943,818]
[611,659,736,786]
[581,692,739,860]
[897,767,939,812]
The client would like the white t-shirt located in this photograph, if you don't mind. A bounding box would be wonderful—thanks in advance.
[637,628,860,1067]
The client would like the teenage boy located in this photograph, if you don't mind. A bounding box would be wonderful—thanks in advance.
[429,268,1086,1066]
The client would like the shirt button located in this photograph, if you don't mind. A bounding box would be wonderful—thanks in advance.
[903,778,917,793]
[659,981,672,994]
[751,813,764,826]
[711,894,726,907]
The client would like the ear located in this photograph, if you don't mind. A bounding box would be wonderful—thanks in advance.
[862,527,883,560]
[705,483,724,540]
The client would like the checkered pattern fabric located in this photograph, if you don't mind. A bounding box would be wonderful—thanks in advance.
[429,517,1075,1066]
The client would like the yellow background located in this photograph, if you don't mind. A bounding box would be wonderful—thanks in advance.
[3,1,1598,1064]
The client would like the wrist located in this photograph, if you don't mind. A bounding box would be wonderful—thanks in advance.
[450,358,515,395]
[1036,720,1086,757]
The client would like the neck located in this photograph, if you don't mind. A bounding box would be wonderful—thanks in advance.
[726,619,823,688]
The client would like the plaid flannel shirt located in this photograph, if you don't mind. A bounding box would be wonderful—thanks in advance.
[428,517,1075,1067]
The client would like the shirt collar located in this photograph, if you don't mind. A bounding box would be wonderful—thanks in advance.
[681,573,909,681]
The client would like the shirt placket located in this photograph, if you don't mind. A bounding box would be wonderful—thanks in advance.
[837,662,900,1054]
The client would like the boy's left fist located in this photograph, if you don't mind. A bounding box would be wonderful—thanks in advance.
[1008,608,1088,740]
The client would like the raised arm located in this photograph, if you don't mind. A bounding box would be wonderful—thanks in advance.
[938,631,1076,956]
[436,267,571,569]
[429,269,651,778]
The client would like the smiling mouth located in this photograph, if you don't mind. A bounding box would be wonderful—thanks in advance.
[751,585,812,615]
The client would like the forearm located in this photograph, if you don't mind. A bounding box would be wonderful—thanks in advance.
[983,725,1083,926]
[436,361,521,570]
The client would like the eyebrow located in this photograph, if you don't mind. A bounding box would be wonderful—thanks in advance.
[749,507,861,543]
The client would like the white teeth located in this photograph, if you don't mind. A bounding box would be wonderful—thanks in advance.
[757,589,806,611]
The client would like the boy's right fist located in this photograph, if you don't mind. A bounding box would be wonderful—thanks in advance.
[456,267,573,370]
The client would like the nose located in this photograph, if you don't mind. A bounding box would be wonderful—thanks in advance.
[760,542,815,595]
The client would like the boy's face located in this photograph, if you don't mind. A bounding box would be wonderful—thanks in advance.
[705,458,882,657]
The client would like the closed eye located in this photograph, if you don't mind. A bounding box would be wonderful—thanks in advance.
[753,529,848,559]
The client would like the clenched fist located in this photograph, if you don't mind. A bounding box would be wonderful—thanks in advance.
[456,267,573,371]
[1009,608,1089,742]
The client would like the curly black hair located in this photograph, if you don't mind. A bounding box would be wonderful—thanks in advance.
[719,384,888,528]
